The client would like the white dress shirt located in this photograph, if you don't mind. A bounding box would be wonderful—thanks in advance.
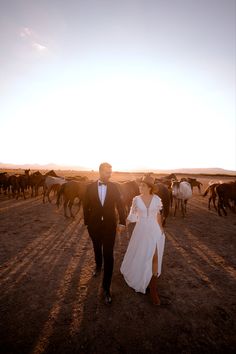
[98,180,107,206]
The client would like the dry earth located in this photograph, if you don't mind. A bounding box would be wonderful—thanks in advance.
[0,173,236,354]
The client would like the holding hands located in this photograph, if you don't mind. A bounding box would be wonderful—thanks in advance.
[116,224,126,235]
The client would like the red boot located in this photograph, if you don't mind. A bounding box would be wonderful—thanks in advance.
[149,275,161,305]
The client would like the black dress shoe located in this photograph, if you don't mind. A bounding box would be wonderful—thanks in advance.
[92,267,101,277]
[104,290,112,304]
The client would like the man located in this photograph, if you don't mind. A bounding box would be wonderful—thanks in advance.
[83,162,126,304]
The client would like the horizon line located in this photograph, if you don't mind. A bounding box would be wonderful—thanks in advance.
[0,162,235,174]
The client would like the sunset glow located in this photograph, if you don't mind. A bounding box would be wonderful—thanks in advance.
[0,1,235,171]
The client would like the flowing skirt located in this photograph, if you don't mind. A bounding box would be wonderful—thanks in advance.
[120,218,165,294]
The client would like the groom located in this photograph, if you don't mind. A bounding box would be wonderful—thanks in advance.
[83,162,126,304]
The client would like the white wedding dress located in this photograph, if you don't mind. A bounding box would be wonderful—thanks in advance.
[120,195,165,294]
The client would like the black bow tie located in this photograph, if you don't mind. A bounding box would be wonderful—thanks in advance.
[99,181,107,186]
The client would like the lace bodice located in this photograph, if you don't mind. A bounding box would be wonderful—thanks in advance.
[127,195,163,222]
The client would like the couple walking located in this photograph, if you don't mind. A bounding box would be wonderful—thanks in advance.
[83,162,165,305]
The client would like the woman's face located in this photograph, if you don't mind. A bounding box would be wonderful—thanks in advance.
[139,182,151,194]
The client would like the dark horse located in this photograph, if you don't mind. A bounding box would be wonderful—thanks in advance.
[56,180,90,218]
[215,181,236,216]
[187,178,203,193]
[202,183,220,211]
[114,180,140,217]
[153,182,170,226]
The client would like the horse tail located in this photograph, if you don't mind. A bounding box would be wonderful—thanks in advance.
[202,185,210,197]
[56,183,66,208]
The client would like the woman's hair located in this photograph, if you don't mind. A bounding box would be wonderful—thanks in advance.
[140,175,155,194]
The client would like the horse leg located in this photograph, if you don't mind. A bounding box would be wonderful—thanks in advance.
[75,199,82,217]
[22,186,26,199]
[174,199,177,216]
[217,198,223,216]
[208,196,211,210]
[68,199,75,218]
[63,200,68,218]
[181,200,185,217]
[197,183,201,193]
[43,186,46,203]
[212,196,217,211]
[184,200,187,215]
[47,186,52,203]
[170,191,173,209]
[222,198,228,216]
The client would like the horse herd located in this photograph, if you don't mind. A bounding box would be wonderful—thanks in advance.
[203,180,236,216]
[0,170,235,224]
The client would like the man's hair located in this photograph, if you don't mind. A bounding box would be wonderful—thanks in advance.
[99,162,112,172]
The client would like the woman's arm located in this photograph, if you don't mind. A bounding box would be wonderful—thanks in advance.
[127,197,138,223]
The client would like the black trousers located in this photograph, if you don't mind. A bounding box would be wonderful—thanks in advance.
[89,226,116,292]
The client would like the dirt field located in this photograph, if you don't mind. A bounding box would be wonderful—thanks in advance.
[0,172,236,354]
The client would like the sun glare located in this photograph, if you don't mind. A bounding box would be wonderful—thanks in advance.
[1,66,235,171]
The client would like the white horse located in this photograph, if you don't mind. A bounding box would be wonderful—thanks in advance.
[43,176,66,203]
[171,181,192,217]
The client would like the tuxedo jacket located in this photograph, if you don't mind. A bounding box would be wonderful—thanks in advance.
[83,181,126,234]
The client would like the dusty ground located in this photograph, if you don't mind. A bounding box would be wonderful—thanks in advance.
[0,173,236,354]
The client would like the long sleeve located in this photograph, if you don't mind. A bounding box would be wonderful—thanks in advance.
[127,197,138,222]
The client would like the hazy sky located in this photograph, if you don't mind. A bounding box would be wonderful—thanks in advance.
[0,0,235,171]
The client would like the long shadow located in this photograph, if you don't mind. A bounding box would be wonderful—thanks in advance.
[0,199,63,263]
[0,217,79,289]
[0,222,88,354]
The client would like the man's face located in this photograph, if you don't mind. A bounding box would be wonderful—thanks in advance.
[100,166,112,183]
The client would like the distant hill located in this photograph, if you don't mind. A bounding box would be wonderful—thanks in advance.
[0,163,235,176]
[0,162,89,171]
[129,167,235,176]
[158,167,236,176]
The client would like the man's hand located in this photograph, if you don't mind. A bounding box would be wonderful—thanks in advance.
[126,219,130,226]
[116,224,126,235]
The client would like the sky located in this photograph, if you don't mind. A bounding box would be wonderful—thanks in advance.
[0,0,235,171]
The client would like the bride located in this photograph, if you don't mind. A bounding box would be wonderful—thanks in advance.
[120,175,165,305]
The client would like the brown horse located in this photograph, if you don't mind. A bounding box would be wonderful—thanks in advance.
[114,180,140,217]
[216,181,236,216]
[202,183,220,211]
[0,172,9,194]
[7,169,30,199]
[186,178,203,193]
[153,183,170,226]
[43,176,66,203]
[28,171,44,197]
[56,180,90,218]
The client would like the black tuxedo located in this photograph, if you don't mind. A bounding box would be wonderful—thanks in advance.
[83,181,126,291]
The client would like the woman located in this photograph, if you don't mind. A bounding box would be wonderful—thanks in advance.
[120,175,165,305]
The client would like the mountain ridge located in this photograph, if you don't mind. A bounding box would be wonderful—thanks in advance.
[0,162,235,176]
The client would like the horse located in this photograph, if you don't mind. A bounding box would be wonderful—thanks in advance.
[186,177,203,193]
[202,183,220,211]
[171,181,192,217]
[56,180,90,218]
[16,169,30,199]
[153,183,170,226]
[43,176,67,203]
[45,170,59,177]
[215,181,236,216]
[6,169,30,199]
[28,171,44,197]
[0,172,9,194]
[115,180,140,216]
